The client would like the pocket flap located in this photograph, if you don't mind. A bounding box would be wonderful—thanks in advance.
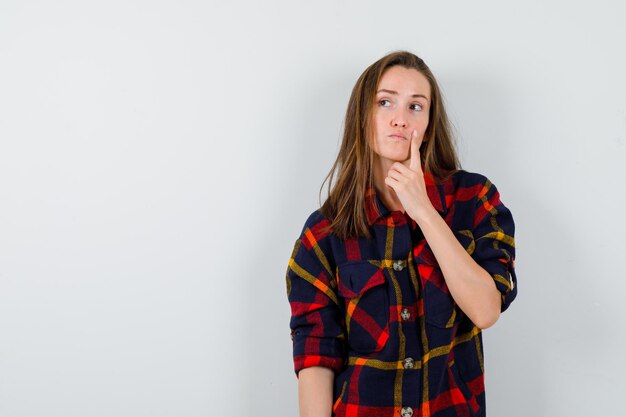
[336,261,385,299]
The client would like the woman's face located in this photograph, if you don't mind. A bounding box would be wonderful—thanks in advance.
[369,65,431,164]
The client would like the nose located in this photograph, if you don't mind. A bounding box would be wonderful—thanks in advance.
[391,111,407,128]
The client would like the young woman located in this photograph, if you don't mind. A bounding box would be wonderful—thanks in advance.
[285,50,517,417]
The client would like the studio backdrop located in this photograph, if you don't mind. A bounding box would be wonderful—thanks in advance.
[0,1,624,416]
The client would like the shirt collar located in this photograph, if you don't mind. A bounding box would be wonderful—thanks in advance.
[365,169,447,227]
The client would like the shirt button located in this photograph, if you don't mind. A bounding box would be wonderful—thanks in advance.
[401,406,413,417]
[401,308,410,320]
[403,357,415,369]
[393,260,406,271]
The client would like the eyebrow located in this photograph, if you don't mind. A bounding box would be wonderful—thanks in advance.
[376,89,429,101]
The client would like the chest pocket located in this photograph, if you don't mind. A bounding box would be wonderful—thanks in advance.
[336,261,390,354]
[416,244,462,329]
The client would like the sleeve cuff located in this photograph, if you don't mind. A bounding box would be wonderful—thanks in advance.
[479,258,517,312]
[292,334,346,377]
[294,354,346,378]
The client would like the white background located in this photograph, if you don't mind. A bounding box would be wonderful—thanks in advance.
[1,1,625,416]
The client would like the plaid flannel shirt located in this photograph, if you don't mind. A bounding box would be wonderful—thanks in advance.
[285,169,517,417]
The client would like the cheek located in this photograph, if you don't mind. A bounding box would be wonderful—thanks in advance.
[371,115,381,134]
[421,112,430,129]
[373,108,387,125]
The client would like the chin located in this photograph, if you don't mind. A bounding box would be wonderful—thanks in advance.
[384,153,408,162]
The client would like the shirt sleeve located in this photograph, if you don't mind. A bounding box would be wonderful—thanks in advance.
[285,230,346,378]
[471,176,518,312]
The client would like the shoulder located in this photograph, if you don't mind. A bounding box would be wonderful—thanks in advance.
[447,168,505,201]
[443,169,513,227]
[450,168,491,188]
[291,209,338,273]
[449,168,515,226]
[296,209,336,249]
[300,209,332,236]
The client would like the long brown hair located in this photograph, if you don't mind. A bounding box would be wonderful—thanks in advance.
[319,50,461,240]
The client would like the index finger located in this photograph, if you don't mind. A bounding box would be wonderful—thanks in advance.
[409,130,423,172]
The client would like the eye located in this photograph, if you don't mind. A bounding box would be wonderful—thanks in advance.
[410,103,424,111]
[379,99,391,107]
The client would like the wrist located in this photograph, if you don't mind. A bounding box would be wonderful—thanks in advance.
[412,203,440,227]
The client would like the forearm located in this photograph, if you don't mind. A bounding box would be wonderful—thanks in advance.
[416,205,501,329]
[298,366,334,417]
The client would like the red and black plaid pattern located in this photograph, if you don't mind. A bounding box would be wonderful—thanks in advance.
[286,169,517,417]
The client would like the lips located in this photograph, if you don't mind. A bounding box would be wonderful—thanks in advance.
[389,134,406,140]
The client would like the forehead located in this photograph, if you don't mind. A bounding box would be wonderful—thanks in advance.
[377,66,431,99]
